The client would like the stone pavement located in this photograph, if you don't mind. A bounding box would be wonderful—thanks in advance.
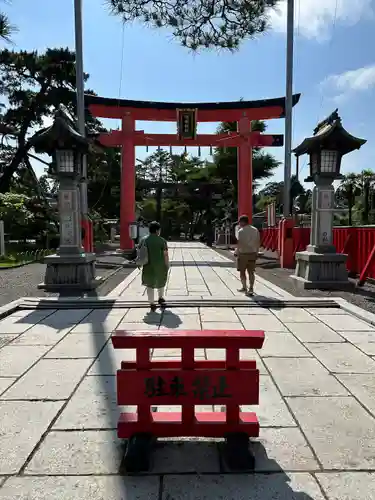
[109,242,293,300]
[0,243,375,498]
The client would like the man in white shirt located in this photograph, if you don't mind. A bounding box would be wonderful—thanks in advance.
[234,215,260,296]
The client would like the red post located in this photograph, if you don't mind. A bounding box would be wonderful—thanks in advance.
[238,117,253,222]
[280,217,295,269]
[120,114,136,251]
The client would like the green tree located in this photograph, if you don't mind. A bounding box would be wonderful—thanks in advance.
[0,48,77,191]
[0,47,105,193]
[257,175,306,214]
[107,0,279,50]
[0,193,46,240]
[358,169,375,225]
[0,1,17,43]
[213,120,281,201]
[336,173,361,226]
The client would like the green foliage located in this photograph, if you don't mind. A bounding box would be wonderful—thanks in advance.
[107,0,279,50]
[257,175,307,214]
[0,1,17,44]
[0,192,33,229]
[0,46,92,191]
[335,170,375,226]
[213,121,280,196]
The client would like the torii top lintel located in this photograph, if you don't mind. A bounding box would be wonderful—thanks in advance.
[86,93,301,122]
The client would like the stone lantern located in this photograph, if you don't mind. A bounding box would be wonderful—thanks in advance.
[30,107,101,292]
[291,110,366,289]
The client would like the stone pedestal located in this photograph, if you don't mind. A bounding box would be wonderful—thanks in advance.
[291,250,351,289]
[38,253,102,291]
[291,177,351,290]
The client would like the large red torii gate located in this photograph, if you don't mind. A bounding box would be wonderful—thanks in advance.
[87,94,300,251]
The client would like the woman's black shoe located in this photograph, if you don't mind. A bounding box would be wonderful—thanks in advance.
[158,298,166,308]
[150,304,157,312]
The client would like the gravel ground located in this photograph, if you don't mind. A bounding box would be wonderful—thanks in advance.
[0,257,135,307]
[215,247,375,314]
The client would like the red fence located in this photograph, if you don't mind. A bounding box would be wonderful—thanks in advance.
[260,226,375,281]
[112,328,265,472]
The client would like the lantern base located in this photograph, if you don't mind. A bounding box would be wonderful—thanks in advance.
[291,250,353,290]
[38,253,103,292]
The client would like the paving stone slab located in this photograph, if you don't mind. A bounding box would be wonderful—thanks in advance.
[260,332,312,357]
[0,345,50,377]
[205,348,267,374]
[337,330,375,343]
[0,334,17,348]
[265,358,349,397]
[319,314,375,331]
[271,308,317,323]
[316,472,375,500]
[0,318,34,334]
[12,324,73,345]
[201,321,243,330]
[285,322,345,343]
[0,400,63,474]
[306,307,346,316]
[200,307,239,322]
[0,476,159,500]
[248,428,319,472]
[336,374,375,416]
[40,309,92,326]
[287,396,375,469]
[307,343,375,373]
[162,473,325,500]
[45,333,110,358]
[122,308,159,322]
[25,430,124,475]
[69,309,127,333]
[10,308,56,320]
[53,375,133,430]
[0,310,55,334]
[234,307,274,315]
[0,377,16,394]
[355,343,375,356]
[160,314,201,330]
[87,344,135,375]
[151,441,220,474]
[116,321,160,331]
[216,375,296,427]
[239,315,288,332]
[1,359,92,400]
[164,307,199,315]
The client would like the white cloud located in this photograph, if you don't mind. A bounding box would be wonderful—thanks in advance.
[269,0,373,40]
[321,64,375,102]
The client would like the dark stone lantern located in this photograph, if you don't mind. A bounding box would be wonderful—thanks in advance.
[291,110,366,290]
[29,107,101,292]
[293,109,366,182]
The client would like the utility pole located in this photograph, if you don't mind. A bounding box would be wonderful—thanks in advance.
[283,0,294,217]
[74,0,88,221]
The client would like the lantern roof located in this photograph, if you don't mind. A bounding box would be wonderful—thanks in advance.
[30,106,95,155]
[293,109,366,157]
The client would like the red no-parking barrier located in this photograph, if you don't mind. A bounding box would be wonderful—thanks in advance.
[111,328,265,472]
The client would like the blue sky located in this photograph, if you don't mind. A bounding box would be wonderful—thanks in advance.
[3,0,375,187]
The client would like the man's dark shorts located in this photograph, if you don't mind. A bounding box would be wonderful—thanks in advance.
[237,252,257,273]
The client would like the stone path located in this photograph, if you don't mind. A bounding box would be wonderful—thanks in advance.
[0,243,375,498]
[109,242,293,300]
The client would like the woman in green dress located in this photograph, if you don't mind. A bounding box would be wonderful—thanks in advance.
[141,221,169,311]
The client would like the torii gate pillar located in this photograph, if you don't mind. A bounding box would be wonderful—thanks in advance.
[238,117,253,221]
[120,114,136,251]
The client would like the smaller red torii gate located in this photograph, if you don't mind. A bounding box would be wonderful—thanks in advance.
[87,94,300,250]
